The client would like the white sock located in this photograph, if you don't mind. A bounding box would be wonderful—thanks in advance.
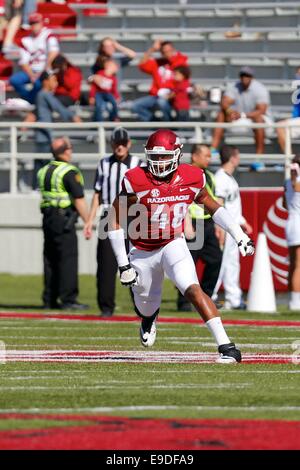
[206,317,230,347]
[289,292,300,309]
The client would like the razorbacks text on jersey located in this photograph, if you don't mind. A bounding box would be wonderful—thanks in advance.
[121,163,206,251]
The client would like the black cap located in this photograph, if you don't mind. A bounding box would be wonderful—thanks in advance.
[111,127,130,145]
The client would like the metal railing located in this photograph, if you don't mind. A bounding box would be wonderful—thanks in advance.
[68,2,300,32]
[0,120,295,194]
[69,2,300,12]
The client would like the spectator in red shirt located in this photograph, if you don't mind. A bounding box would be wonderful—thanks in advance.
[89,58,119,122]
[132,40,188,121]
[52,54,82,107]
[169,65,192,121]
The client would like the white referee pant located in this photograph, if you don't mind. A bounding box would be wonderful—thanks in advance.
[213,233,242,308]
[129,237,199,317]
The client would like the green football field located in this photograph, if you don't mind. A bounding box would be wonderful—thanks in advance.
[0,274,300,449]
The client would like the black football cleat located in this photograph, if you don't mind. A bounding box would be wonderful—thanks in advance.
[217,342,242,364]
[140,316,157,347]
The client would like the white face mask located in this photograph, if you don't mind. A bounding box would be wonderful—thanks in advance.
[146,149,181,178]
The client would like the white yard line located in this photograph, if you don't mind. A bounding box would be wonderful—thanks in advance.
[168,342,294,349]
[1,335,299,343]
[3,369,300,379]
[0,383,251,391]
[1,338,293,352]
[1,405,300,414]
[0,336,139,340]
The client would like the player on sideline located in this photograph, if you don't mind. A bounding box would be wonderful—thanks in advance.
[107,129,254,363]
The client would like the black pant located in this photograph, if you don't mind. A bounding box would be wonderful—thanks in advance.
[178,218,223,305]
[42,208,78,305]
[97,215,131,313]
[55,95,76,107]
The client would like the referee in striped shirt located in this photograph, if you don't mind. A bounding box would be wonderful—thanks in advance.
[84,128,144,317]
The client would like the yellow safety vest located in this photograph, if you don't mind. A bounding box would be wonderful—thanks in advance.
[189,169,217,220]
[38,161,84,209]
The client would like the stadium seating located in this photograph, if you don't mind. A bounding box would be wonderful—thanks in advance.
[37,3,77,29]
[0,1,299,191]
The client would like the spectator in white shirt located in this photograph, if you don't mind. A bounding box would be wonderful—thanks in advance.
[211,67,272,155]
[9,12,59,104]
[212,145,253,310]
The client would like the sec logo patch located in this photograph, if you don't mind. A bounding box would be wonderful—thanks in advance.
[151,189,160,197]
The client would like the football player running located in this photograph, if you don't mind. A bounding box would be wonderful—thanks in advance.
[108,129,254,363]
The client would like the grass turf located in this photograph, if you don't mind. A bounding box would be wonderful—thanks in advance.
[0,274,300,432]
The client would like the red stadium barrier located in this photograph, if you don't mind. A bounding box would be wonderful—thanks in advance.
[196,188,288,292]
[240,188,288,292]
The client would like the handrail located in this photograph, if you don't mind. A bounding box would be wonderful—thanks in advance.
[69,2,300,11]
[67,52,300,61]
[52,26,300,35]
[0,121,294,194]
[0,121,297,129]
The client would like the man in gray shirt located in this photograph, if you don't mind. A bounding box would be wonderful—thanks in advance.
[211,67,272,154]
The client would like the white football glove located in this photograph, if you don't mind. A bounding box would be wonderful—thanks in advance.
[119,264,138,287]
[237,234,255,257]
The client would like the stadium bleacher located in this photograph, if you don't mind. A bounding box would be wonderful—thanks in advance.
[0,0,298,191]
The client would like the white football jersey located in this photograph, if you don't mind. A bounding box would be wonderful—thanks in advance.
[19,27,60,74]
[285,176,300,215]
[214,168,244,223]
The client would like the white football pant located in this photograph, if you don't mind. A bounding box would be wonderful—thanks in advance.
[129,237,199,317]
[213,233,242,308]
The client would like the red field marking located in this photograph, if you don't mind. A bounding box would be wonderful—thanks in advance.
[4,350,300,364]
[1,312,300,327]
[0,415,299,450]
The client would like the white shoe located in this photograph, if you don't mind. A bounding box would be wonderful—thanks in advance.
[140,317,157,347]
[289,303,300,311]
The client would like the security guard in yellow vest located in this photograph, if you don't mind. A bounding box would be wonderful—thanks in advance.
[177,144,223,311]
[38,137,90,310]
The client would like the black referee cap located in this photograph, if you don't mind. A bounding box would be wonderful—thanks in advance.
[111,127,130,145]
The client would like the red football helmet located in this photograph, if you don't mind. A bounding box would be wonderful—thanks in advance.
[145,129,183,178]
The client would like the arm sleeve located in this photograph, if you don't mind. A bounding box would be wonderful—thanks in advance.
[63,170,84,199]
[212,206,245,243]
[108,228,129,267]
[19,47,31,66]
[120,175,135,196]
[47,35,60,54]
[254,84,269,105]
[139,58,158,75]
[214,173,228,201]
[224,84,237,101]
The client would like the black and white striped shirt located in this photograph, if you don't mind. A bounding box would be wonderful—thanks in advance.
[94,154,144,208]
